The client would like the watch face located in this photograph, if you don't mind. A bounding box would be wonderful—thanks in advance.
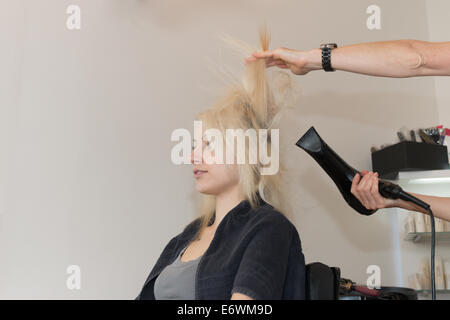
[320,43,338,49]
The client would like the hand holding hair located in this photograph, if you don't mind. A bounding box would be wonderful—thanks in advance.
[245,47,321,75]
[247,40,450,77]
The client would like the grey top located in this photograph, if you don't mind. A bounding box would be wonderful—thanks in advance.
[137,197,306,300]
[154,245,202,300]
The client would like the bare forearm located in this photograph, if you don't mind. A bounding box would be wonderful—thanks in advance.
[309,40,450,77]
[390,193,450,222]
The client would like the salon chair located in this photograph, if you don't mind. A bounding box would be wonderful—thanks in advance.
[305,262,340,300]
[305,262,418,300]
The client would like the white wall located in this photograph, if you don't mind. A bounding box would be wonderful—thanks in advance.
[0,0,441,299]
[426,0,450,126]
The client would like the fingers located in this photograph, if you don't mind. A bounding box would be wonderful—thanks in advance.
[350,173,361,195]
[364,173,378,209]
[351,173,368,208]
[370,172,388,208]
[356,172,371,208]
[351,173,362,203]
[244,47,302,74]
[244,57,255,65]
[266,59,288,68]
[245,55,284,66]
[351,171,384,210]
[252,49,280,60]
[245,48,288,66]
[246,55,289,70]
[243,51,273,65]
[370,173,381,205]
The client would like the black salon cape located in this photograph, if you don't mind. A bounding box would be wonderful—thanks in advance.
[136,198,306,300]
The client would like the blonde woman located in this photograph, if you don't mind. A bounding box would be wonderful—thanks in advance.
[136,28,305,300]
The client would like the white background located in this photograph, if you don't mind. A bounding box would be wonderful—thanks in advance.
[0,0,448,299]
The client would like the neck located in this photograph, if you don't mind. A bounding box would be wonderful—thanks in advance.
[212,185,246,228]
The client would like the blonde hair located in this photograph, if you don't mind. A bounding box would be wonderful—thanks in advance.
[192,26,299,241]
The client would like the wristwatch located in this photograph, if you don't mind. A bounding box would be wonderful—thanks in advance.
[320,43,338,72]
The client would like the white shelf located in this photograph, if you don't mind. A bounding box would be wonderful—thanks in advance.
[388,169,450,297]
[395,169,450,184]
[404,232,450,243]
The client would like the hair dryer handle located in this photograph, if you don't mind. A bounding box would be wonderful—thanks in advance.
[378,180,403,200]
[378,179,430,210]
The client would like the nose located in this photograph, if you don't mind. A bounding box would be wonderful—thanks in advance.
[190,144,203,165]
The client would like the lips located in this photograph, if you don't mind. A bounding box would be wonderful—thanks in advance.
[193,169,208,177]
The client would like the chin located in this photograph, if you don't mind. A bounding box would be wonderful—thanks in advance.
[196,187,215,195]
[195,183,218,195]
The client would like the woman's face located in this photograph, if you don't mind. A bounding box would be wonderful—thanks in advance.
[190,133,240,195]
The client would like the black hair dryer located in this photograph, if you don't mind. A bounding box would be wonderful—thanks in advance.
[295,127,430,216]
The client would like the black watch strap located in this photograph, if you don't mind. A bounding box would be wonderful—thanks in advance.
[320,43,338,72]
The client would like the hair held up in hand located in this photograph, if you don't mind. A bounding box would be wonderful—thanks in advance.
[193,26,300,238]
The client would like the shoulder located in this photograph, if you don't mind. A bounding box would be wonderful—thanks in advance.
[247,202,304,254]
[246,202,295,235]
[252,202,293,227]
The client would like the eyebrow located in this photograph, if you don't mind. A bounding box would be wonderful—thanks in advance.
[192,135,208,144]
[193,134,208,140]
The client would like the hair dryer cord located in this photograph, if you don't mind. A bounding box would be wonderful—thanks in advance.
[427,207,436,300]
[379,182,436,300]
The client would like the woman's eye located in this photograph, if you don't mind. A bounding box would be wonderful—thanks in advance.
[191,138,214,151]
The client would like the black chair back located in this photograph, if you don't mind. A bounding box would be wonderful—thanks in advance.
[305,262,340,300]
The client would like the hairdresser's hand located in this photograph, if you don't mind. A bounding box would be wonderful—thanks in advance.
[245,47,322,75]
[351,170,398,211]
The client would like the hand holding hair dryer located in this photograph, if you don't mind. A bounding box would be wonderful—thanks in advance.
[295,127,430,215]
[296,126,435,300]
